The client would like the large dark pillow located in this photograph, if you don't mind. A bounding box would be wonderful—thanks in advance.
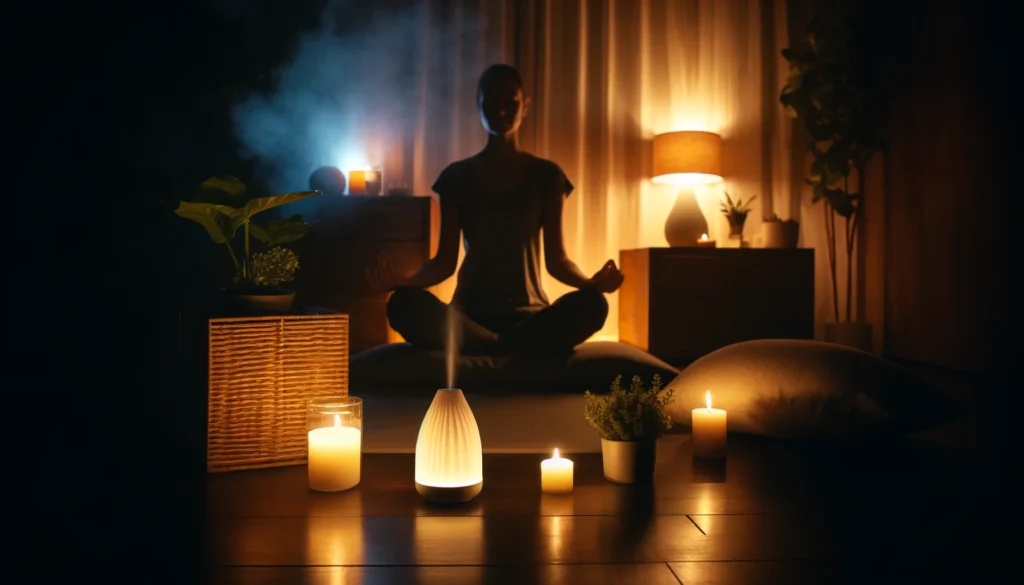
[664,339,965,439]
[350,341,678,394]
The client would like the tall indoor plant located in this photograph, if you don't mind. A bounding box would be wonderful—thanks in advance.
[174,175,320,312]
[780,14,885,351]
[584,375,674,484]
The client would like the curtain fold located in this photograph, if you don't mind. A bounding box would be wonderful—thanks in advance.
[515,0,791,340]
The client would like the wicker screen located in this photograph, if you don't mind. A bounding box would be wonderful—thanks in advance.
[207,314,349,472]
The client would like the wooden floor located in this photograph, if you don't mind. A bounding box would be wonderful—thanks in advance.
[204,417,998,585]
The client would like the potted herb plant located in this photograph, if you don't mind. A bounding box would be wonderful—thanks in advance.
[762,213,800,249]
[780,13,885,351]
[720,192,756,241]
[584,375,674,484]
[174,175,320,313]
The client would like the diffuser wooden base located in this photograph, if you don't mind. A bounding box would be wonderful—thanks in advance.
[415,481,483,503]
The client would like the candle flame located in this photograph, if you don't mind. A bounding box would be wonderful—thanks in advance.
[333,414,341,427]
[553,448,560,459]
[701,233,708,241]
[705,390,712,409]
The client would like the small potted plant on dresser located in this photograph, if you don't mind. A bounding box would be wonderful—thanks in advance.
[174,175,321,313]
[762,213,800,248]
[584,375,674,484]
[720,192,757,245]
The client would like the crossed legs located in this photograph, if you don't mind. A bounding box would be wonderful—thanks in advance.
[386,286,609,355]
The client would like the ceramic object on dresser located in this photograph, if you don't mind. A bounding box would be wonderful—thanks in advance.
[763,218,800,248]
[825,322,873,353]
[664,189,709,247]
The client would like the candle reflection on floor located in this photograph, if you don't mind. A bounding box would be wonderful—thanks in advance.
[303,490,364,567]
[545,515,574,562]
[413,516,485,568]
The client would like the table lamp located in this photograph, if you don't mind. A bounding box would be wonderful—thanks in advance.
[651,130,724,247]
[414,387,483,503]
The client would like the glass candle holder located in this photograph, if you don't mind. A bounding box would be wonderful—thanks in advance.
[307,396,363,492]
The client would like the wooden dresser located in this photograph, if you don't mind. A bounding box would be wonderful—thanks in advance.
[618,247,814,366]
[292,196,432,353]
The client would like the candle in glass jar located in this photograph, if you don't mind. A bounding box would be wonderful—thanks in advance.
[348,170,367,195]
[541,448,574,493]
[308,414,362,491]
[692,390,727,458]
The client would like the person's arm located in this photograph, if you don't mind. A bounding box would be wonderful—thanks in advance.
[542,193,593,289]
[397,195,461,288]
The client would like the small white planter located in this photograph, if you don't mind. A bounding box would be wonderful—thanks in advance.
[763,221,800,248]
[601,438,658,484]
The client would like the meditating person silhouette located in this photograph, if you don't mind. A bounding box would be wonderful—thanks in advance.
[366,63,624,355]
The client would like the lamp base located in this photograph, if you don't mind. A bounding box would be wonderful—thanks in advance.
[665,187,709,247]
[415,480,483,503]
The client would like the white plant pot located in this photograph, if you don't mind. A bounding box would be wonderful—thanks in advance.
[762,221,800,248]
[601,438,658,484]
[825,322,874,353]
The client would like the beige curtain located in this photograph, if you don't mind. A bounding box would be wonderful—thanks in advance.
[390,0,517,304]
[514,0,793,340]
[386,0,797,341]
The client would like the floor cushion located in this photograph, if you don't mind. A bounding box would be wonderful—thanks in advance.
[351,341,678,395]
[664,339,965,439]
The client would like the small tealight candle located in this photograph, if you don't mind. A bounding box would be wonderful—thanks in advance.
[696,233,716,248]
[541,448,574,494]
[692,390,727,458]
[348,170,367,195]
[308,413,362,491]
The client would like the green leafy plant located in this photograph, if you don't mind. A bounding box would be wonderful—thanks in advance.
[720,192,757,226]
[174,175,320,291]
[780,13,886,322]
[584,375,674,442]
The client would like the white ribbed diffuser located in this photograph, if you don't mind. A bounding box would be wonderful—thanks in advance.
[414,388,483,503]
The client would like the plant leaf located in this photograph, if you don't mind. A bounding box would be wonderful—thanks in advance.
[174,201,243,244]
[251,215,312,247]
[241,190,320,219]
[195,175,248,206]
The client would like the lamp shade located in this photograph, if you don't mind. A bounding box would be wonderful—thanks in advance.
[415,388,483,503]
[652,130,723,185]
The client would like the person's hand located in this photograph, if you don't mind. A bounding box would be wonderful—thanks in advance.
[366,252,408,292]
[588,259,624,293]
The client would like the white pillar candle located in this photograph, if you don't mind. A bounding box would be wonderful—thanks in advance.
[308,414,362,491]
[541,448,574,494]
[692,390,727,458]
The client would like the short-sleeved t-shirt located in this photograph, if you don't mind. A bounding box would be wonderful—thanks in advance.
[432,154,574,318]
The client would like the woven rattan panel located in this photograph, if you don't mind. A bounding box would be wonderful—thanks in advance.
[208,314,349,472]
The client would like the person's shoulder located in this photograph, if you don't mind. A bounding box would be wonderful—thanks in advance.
[525,154,565,177]
[524,154,574,196]
[433,159,472,193]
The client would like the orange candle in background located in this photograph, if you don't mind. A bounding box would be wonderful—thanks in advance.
[349,170,367,195]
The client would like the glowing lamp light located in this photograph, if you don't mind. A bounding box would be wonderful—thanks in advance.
[651,130,724,247]
[651,130,724,186]
[415,388,483,503]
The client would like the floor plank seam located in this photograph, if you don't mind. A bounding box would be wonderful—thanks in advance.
[685,514,706,536]
[665,562,685,585]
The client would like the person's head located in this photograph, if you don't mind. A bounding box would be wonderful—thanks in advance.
[477,64,530,137]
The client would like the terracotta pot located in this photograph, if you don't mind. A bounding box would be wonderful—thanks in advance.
[728,221,745,238]
[601,438,658,484]
[825,322,873,353]
[224,288,296,314]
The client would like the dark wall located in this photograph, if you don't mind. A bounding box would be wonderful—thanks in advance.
[865,0,1013,374]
